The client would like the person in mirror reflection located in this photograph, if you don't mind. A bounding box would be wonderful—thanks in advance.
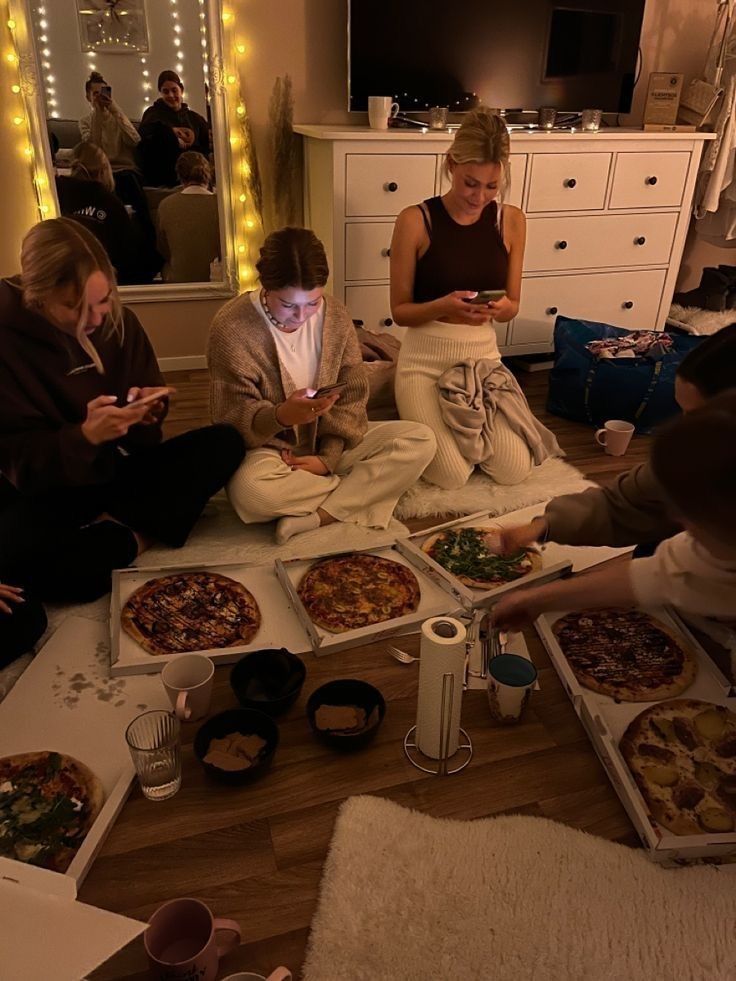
[0,218,245,605]
[208,226,436,544]
[138,70,210,188]
[56,142,161,286]
[498,324,736,558]
[390,107,560,490]
[157,152,220,283]
[491,391,736,630]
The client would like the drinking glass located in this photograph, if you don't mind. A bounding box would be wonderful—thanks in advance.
[538,106,557,130]
[429,106,449,130]
[125,710,182,801]
[581,108,602,132]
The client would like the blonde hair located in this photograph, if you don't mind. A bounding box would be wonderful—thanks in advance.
[446,107,511,204]
[20,217,123,374]
[70,142,115,194]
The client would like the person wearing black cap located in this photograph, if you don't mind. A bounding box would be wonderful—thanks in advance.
[137,71,210,187]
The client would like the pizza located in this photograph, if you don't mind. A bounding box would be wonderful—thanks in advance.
[121,572,261,656]
[621,700,736,836]
[0,751,103,872]
[552,609,697,701]
[297,553,420,633]
[421,526,542,589]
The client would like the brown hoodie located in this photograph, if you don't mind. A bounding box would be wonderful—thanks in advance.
[0,278,165,495]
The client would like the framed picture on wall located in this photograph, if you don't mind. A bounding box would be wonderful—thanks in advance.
[77,0,150,53]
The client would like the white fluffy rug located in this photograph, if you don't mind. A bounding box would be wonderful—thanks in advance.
[395,457,590,520]
[303,796,736,981]
[668,303,736,335]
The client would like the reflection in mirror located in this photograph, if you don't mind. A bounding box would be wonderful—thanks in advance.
[29,0,227,289]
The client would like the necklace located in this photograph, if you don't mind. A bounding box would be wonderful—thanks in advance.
[261,289,298,352]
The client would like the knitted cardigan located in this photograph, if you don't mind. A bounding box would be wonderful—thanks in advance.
[208,292,368,472]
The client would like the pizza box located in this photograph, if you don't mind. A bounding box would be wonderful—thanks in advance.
[396,509,578,612]
[0,616,169,896]
[535,606,732,713]
[579,698,736,864]
[110,558,313,676]
[275,544,464,655]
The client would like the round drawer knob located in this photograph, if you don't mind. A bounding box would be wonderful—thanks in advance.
[645,175,658,186]
[546,306,558,316]
[563,178,577,188]
[382,317,393,327]
[622,300,634,310]
[385,181,399,192]
[555,240,568,250]
[381,247,391,257]
[634,236,646,246]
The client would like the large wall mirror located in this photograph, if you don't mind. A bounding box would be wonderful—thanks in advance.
[9,0,241,302]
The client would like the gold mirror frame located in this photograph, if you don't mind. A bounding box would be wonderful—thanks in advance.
[7,0,249,303]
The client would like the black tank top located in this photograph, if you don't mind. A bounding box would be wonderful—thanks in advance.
[412,196,508,303]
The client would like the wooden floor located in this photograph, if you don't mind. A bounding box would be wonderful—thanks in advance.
[89,369,650,979]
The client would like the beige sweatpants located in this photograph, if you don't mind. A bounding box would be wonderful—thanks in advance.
[227,420,436,528]
[395,322,534,490]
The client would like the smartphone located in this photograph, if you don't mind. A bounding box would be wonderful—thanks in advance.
[307,383,347,399]
[125,387,172,409]
[101,85,112,98]
[463,289,507,305]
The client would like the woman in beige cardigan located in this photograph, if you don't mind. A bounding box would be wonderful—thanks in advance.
[208,227,436,543]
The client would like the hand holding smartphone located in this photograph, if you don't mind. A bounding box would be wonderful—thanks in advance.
[124,386,173,409]
[463,289,507,305]
[306,382,347,399]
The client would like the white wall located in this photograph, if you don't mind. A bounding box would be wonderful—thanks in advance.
[37,0,207,122]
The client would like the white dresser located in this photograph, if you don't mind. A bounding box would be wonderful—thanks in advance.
[295,125,713,355]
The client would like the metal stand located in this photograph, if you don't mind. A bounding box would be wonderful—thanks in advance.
[403,672,473,775]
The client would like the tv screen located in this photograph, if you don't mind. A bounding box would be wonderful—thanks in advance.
[349,0,646,115]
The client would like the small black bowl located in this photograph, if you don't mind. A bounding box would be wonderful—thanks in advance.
[193,708,279,785]
[230,649,306,717]
[306,679,386,752]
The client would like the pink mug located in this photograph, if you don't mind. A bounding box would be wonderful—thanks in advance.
[145,897,241,981]
[594,419,634,456]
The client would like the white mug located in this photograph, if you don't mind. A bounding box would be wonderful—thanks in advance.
[487,654,537,725]
[221,970,291,981]
[161,653,214,722]
[595,419,635,456]
[368,96,400,130]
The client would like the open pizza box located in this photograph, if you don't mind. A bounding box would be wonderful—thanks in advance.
[275,544,464,656]
[0,616,170,896]
[536,608,736,863]
[110,558,313,676]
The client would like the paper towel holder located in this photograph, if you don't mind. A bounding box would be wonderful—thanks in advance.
[403,672,473,776]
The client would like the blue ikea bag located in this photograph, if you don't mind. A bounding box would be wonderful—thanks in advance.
[546,316,703,434]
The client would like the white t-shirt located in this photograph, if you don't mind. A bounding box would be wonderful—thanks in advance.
[628,531,736,619]
[250,290,323,391]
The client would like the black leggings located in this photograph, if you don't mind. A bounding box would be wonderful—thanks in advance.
[0,593,47,668]
[0,425,244,603]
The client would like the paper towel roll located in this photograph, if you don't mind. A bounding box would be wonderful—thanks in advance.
[415,616,466,760]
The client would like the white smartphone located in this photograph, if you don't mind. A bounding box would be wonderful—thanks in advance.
[463,289,507,305]
[125,387,173,408]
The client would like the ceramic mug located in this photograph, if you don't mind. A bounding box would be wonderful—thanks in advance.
[145,897,241,981]
[221,970,292,981]
[368,95,400,130]
[161,653,214,722]
[487,653,538,725]
[595,419,635,456]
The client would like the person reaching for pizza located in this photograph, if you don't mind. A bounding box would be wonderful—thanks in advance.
[498,324,736,559]
[491,391,736,631]
[0,218,245,605]
[208,226,436,544]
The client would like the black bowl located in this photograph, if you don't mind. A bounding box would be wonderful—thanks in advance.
[306,679,386,751]
[193,708,279,785]
[230,649,306,717]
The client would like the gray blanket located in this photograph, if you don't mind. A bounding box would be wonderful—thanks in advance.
[437,358,562,466]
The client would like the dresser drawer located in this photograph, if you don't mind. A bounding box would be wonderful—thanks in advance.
[345,284,397,333]
[511,269,667,346]
[609,151,690,209]
[526,153,611,212]
[345,154,437,217]
[345,223,393,281]
[438,153,527,209]
[524,212,678,272]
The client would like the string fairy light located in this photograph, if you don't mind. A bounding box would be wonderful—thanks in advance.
[3,2,56,220]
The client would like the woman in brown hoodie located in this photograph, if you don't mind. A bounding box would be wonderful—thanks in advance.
[0,218,244,608]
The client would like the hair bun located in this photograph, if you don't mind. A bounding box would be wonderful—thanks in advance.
[88,71,105,83]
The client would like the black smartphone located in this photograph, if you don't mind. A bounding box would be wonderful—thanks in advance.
[307,382,346,399]
[463,289,507,305]
[101,85,112,98]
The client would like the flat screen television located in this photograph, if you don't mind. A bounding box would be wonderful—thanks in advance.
[348,0,646,115]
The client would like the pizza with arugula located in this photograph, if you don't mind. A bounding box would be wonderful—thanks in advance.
[421,526,542,589]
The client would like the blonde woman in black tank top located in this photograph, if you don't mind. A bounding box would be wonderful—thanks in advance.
[390,108,556,491]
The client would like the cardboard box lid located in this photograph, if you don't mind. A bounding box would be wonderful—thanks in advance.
[0,879,144,980]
